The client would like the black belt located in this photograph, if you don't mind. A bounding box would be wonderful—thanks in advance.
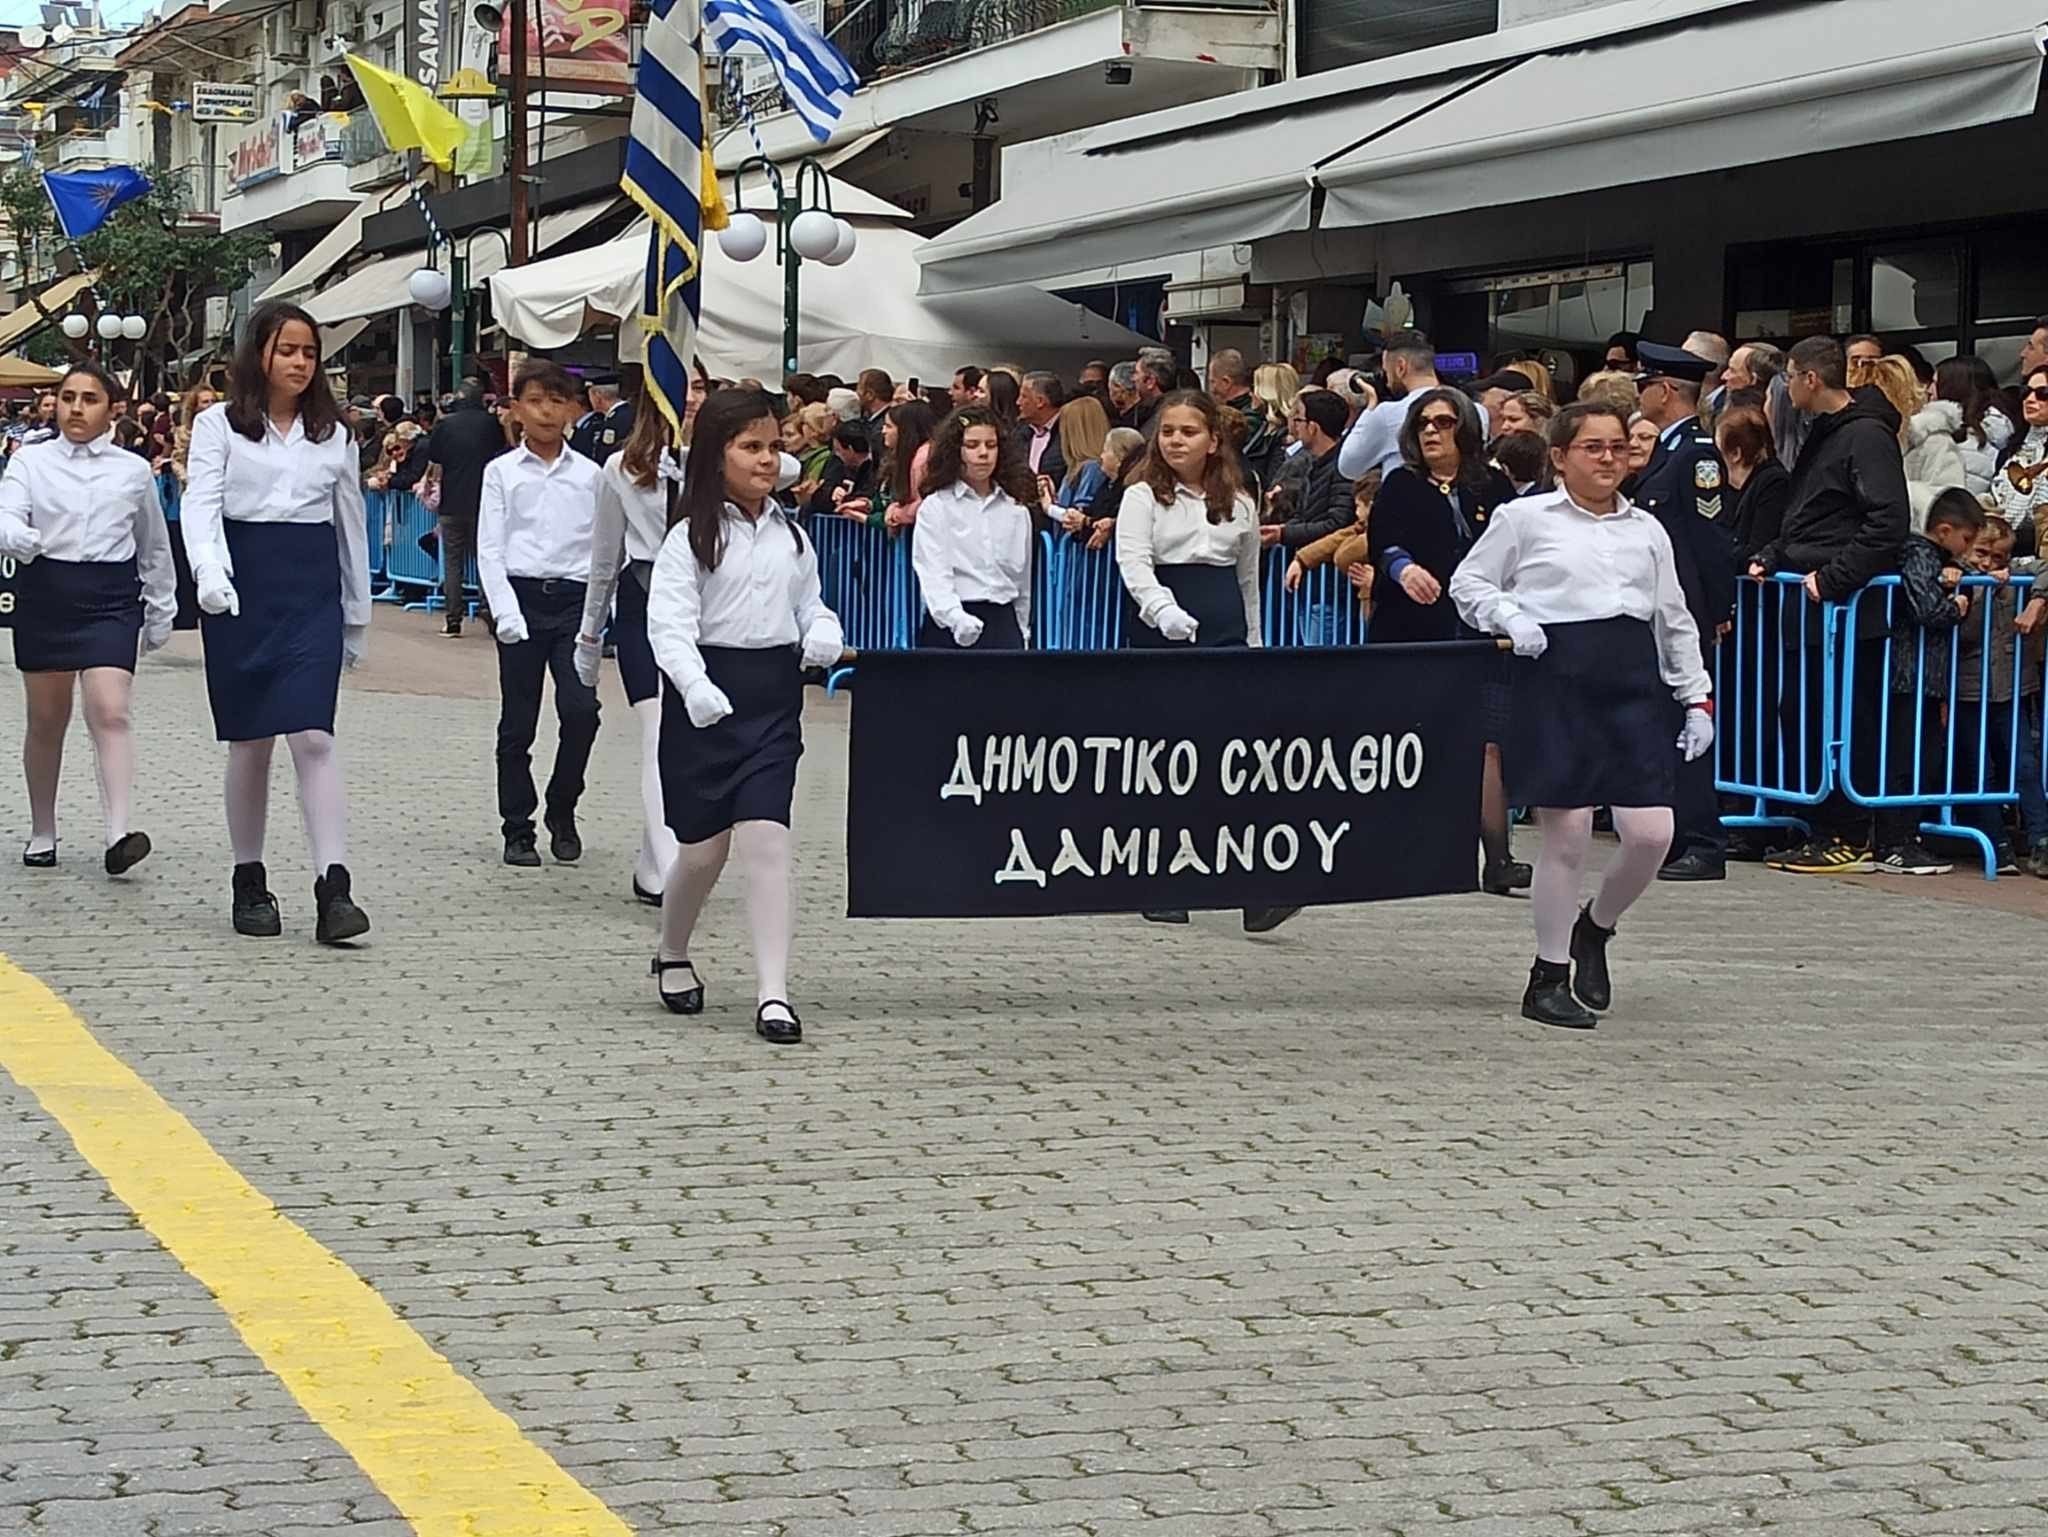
[511,575,587,595]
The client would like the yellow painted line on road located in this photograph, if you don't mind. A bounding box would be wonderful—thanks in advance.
[0,957,634,1537]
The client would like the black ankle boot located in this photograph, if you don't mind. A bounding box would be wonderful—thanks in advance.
[232,862,281,937]
[1522,959,1596,1030]
[313,864,371,946]
[1570,905,1614,1011]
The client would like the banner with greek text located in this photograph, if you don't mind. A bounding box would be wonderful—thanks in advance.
[0,552,17,629]
[845,645,1501,918]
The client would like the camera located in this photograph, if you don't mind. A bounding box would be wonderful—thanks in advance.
[1104,60,1133,85]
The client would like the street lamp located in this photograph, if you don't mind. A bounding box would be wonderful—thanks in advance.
[405,229,510,391]
[718,157,857,378]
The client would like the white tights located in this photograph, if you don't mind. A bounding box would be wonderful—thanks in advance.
[633,698,679,896]
[225,730,349,872]
[21,668,134,853]
[1531,806,1674,964]
[657,819,794,1006]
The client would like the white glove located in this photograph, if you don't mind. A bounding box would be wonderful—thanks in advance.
[573,634,602,687]
[342,624,368,671]
[1,525,41,563]
[495,612,529,645]
[196,567,239,617]
[684,677,733,728]
[1155,604,1200,643]
[1503,613,1548,658]
[141,620,171,654]
[947,611,985,648]
[1678,707,1715,762]
[777,452,802,492]
[801,623,845,670]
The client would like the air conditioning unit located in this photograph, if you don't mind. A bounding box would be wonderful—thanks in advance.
[266,12,308,61]
[314,32,347,62]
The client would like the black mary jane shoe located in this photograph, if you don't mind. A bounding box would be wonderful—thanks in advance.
[22,842,56,869]
[232,861,282,938]
[1141,909,1190,925]
[104,831,152,876]
[1480,859,1533,896]
[632,877,663,907]
[1522,960,1596,1030]
[651,956,704,1015]
[1242,905,1302,934]
[1569,904,1614,1013]
[314,864,371,946]
[755,999,803,1045]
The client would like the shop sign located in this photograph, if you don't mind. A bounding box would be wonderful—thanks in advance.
[293,117,341,168]
[192,80,259,123]
[230,118,283,188]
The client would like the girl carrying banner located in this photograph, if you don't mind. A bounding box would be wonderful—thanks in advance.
[1449,402,1714,1030]
[0,362,175,874]
[645,388,845,1045]
[179,301,372,946]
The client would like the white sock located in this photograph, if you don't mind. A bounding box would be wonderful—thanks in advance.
[80,668,135,846]
[1531,807,1594,965]
[635,698,678,895]
[659,830,731,966]
[286,729,348,873]
[733,819,793,1009]
[1590,806,1675,931]
[22,677,70,854]
[225,738,274,864]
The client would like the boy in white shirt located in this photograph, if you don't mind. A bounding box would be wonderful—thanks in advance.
[478,362,604,868]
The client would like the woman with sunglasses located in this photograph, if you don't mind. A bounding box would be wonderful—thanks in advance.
[1992,366,2048,548]
[1450,403,1713,1032]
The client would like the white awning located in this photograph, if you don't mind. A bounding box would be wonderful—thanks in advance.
[916,0,2048,297]
[306,198,620,325]
[261,182,430,304]
[1317,0,2048,231]
[0,272,96,352]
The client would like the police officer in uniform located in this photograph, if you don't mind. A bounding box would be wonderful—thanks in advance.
[599,374,634,462]
[1629,340,1737,881]
[568,378,603,463]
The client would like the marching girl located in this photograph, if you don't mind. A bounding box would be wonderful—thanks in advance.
[0,363,175,874]
[1449,402,1713,1031]
[911,404,1036,649]
[576,404,683,904]
[1113,388,1295,935]
[179,300,372,946]
[645,388,844,1045]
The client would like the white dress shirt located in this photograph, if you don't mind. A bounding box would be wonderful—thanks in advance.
[477,439,602,628]
[0,432,177,637]
[579,451,670,641]
[911,480,1032,638]
[1114,480,1262,646]
[178,402,372,626]
[1449,487,1711,704]
[647,502,843,692]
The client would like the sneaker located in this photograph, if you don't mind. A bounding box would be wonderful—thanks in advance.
[2031,840,2048,880]
[1993,846,2021,877]
[231,861,282,937]
[440,618,462,638]
[313,863,371,945]
[1871,842,1952,877]
[1775,837,1875,875]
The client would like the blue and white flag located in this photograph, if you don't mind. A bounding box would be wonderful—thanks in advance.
[621,0,710,443]
[42,166,151,241]
[704,0,858,143]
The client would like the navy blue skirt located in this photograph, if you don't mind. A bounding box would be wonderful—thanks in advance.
[659,644,803,844]
[918,599,1025,651]
[1505,615,1678,808]
[1124,561,1249,649]
[10,557,141,673]
[200,520,343,742]
[613,563,659,705]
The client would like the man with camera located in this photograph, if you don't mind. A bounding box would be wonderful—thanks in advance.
[1337,330,1485,480]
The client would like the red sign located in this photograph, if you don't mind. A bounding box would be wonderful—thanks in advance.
[229,119,283,187]
[503,0,632,95]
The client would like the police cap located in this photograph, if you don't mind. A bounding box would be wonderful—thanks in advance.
[1634,341,1715,384]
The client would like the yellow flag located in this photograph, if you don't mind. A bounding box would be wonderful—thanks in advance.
[699,145,730,232]
[343,53,467,173]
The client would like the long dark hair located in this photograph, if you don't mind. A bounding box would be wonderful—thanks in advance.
[919,404,1040,506]
[224,300,341,444]
[1137,389,1245,525]
[676,387,797,570]
[618,394,670,490]
[1933,355,2012,450]
[1397,386,1491,493]
[884,399,937,501]
[983,369,1020,430]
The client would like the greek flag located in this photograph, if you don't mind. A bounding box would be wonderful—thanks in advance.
[621,0,710,443]
[704,0,858,143]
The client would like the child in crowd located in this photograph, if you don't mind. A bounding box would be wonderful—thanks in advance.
[1952,513,2048,875]
[1872,489,1982,877]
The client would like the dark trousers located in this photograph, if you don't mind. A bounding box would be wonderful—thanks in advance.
[495,576,600,837]
[1779,634,1886,844]
[1953,695,2048,851]
[438,511,477,621]
[1875,687,1944,848]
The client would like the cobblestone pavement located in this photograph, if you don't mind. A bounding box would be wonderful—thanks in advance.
[2,620,2045,1537]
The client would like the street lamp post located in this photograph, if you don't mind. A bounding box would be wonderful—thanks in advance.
[719,157,858,379]
[407,225,511,392]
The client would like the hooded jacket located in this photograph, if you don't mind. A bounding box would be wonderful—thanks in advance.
[1903,400,1969,529]
[1756,386,1910,607]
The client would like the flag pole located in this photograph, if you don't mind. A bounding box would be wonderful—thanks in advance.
[508,0,531,264]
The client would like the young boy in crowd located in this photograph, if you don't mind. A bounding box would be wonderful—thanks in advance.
[806,422,877,518]
[477,362,604,869]
[1952,513,2048,875]
[1873,489,1983,876]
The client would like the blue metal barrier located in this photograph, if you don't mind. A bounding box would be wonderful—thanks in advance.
[1837,572,2045,878]
[156,471,181,523]
[1038,533,1125,650]
[377,491,443,608]
[808,513,918,651]
[1713,574,1840,842]
[363,486,386,584]
[1264,552,1369,648]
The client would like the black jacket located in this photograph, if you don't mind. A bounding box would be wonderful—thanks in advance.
[1887,533,1967,697]
[1756,387,1909,604]
[1630,415,1737,646]
[1728,458,1792,561]
[1280,445,1353,550]
[425,402,510,522]
[1368,465,1516,644]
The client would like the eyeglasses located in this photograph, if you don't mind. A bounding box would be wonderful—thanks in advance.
[1572,441,1630,459]
[2025,386,2048,403]
[1417,414,1461,433]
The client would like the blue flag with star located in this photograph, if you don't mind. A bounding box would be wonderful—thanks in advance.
[42,167,151,241]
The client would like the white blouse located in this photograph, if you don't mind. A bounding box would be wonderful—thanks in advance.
[580,452,672,641]
[1113,481,1262,646]
[178,402,371,626]
[0,433,177,636]
[1448,487,1711,704]
[911,480,1032,637]
[646,502,843,693]
[1992,423,2048,527]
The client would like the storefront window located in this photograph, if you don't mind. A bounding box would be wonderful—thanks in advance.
[1869,242,1959,334]
[1448,260,1653,384]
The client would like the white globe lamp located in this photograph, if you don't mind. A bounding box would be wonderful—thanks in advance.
[406,267,451,311]
[718,211,767,262]
[60,313,90,339]
[95,312,123,340]
[789,208,839,261]
[121,315,148,340]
